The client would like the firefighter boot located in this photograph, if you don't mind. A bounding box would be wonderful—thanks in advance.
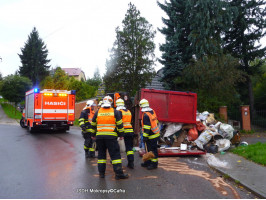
[127,160,134,169]
[98,163,106,178]
[141,160,151,167]
[147,162,158,170]
[114,164,129,180]
[85,150,90,158]
[99,173,105,178]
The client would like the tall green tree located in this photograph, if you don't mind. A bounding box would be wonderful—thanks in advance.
[0,75,32,105]
[104,3,156,96]
[223,0,266,115]
[18,27,51,86]
[158,0,232,90]
[157,0,192,90]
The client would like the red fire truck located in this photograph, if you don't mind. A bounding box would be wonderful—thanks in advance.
[20,88,76,132]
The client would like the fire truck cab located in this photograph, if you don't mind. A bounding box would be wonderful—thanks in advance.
[20,88,76,132]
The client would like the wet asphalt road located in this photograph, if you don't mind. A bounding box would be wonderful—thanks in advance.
[0,124,257,199]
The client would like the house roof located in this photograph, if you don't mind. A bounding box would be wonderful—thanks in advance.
[62,68,84,76]
[145,68,165,90]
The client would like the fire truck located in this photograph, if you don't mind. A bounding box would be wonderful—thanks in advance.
[20,88,76,132]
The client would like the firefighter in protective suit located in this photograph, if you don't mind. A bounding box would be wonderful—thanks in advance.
[79,100,96,158]
[140,99,160,170]
[116,98,134,169]
[91,96,129,179]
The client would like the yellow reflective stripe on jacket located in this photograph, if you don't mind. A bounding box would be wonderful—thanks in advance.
[91,121,97,126]
[86,128,95,133]
[143,133,149,137]
[96,132,118,136]
[143,125,151,130]
[98,159,107,164]
[112,159,122,164]
[116,119,123,125]
[84,145,89,150]
[150,158,158,162]
[126,151,134,156]
[124,128,133,133]
[148,133,160,139]
[89,148,95,152]
[117,128,124,132]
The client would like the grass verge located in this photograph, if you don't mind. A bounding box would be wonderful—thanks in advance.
[1,103,22,120]
[230,142,266,166]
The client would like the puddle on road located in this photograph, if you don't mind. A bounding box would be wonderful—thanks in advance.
[158,157,240,199]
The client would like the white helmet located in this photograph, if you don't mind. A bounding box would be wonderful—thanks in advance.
[139,99,149,108]
[102,96,113,107]
[116,98,125,107]
[86,100,96,107]
[83,100,95,110]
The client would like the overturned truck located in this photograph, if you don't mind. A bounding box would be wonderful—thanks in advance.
[134,89,206,157]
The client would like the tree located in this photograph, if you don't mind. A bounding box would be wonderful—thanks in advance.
[253,58,266,109]
[182,54,245,111]
[18,27,51,86]
[87,67,102,87]
[158,0,232,90]
[157,0,192,90]
[0,75,32,105]
[223,0,266,116]
[41,67,98,101]
[40,67,69,90]
[103,3,156,96]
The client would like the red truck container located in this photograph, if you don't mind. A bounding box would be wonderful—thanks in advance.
[20,88,76,132]
[139,89,197,124]
[135,89,205,156]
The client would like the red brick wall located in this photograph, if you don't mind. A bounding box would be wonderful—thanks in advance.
[219,106,228,123]
[241,105,251,131]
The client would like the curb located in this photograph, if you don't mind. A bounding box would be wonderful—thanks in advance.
[211,165,265,199]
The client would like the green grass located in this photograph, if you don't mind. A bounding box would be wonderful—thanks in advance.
[230,142,266,166]
[239,129,256,135]
[74,119,79,126]
[1,103,22,120]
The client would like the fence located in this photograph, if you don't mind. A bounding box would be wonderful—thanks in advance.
[251,110,266,131]
[227,106,242,130]
[226,106,266,131]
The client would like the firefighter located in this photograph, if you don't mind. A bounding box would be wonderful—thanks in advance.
[116,98,134,169]
[79,100,96,158]
[139,99,160,170]
[91,96,129,179]
[97,101,102,110]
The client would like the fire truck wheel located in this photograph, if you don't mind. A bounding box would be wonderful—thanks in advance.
[20,118,26,128]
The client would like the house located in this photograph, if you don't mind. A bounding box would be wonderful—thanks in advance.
[145,68,165,90]
[62,68,86,81]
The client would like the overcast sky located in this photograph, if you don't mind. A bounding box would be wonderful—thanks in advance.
[0,0,167,78]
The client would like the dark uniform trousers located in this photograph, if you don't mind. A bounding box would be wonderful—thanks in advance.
[96,138,123,174]
[144,137,159,167]
[82,131,95,156]
[124,135,134,162]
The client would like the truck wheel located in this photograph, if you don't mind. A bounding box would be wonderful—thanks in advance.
[27,123,35,133]
[20,118,26,128]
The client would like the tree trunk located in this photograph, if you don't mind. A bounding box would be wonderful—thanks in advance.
[247,76,254,120]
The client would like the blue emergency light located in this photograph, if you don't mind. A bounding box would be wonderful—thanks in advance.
[34,88,40,93]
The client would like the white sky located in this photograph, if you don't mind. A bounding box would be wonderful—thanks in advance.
[0,0,167,79]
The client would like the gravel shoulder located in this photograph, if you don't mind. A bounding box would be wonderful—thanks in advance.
[0,105,19,125]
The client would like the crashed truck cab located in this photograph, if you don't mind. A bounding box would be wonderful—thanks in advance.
[20,88,76,132]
